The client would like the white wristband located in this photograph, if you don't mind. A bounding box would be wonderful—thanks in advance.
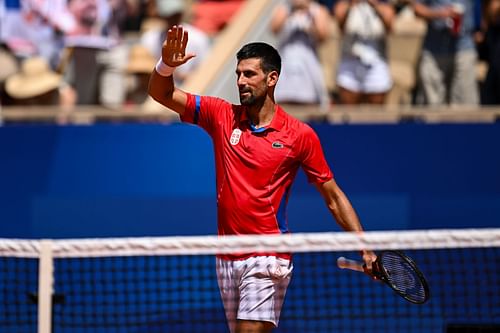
[155,59,175,77]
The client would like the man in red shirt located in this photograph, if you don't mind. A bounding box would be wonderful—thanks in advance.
[148,25,375,333]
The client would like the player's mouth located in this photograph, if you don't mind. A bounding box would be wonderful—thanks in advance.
[239,88,252,96]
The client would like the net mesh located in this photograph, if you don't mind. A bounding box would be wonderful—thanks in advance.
[0,257,38,331]
[1,229,499,333]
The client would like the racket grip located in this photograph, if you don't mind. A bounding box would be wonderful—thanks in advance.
[337,256,365,272]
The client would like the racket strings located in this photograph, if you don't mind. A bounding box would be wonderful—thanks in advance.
[380,253,427,303]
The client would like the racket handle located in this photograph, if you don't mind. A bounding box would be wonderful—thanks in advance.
[337,256,365,272]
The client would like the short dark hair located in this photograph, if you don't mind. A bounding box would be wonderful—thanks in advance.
[236,42,281,74]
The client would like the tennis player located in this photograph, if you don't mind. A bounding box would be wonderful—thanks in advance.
[148,25,376,333]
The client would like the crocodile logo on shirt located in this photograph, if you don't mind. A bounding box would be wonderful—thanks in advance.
[272,142,284,149]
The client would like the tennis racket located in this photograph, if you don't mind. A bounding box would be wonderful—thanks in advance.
[337,250,430,304]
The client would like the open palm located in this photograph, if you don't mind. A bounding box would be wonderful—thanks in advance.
[161,25,196,67]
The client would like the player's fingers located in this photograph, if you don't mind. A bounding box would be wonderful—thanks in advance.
[362,250,377,270]
[362,265,374,277]
[361,263,381,282]
[162,27,179,64]
[164,29,175,51]
[182,53,196,63]
[166,27,176,46]
[175,25,183,50]
[180,30,189,56]
[166,26,179,50]
[161,25,195,66]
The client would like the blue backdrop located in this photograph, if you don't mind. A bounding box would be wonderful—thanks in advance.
[0,123,499,238]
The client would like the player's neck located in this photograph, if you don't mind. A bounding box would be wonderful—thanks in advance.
[247,99,276,129]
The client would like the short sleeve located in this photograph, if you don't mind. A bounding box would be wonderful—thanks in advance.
[298,125,334,184]
[181,93,231,137]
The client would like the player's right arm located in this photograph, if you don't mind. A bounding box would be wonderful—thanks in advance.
[148,25,196,116]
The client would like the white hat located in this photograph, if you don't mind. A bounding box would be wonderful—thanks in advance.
[156,0,185,17]
[5,57,61,99]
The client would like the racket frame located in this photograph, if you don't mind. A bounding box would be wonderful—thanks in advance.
[337,250,430,304]
[376,250,430,304]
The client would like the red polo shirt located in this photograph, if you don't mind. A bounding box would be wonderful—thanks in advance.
[181,94,333,259]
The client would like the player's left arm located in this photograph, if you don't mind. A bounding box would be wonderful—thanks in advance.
[298,125,375,269]
[315,179,361,232]
[315,179,376,270]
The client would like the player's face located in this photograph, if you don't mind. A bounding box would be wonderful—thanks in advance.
[236,58,269,106]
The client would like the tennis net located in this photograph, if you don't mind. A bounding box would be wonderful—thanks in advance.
[1,229,499,333]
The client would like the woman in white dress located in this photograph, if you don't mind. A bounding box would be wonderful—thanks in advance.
[334,0,395,104]
[271,0,331,110]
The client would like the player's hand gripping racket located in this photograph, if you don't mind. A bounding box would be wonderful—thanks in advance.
[337,250,430,304]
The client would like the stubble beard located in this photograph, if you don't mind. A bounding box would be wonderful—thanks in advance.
[240,90,266,107]
[240,94,256,106]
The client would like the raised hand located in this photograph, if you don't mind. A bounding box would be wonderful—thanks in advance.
[161,25,196,68]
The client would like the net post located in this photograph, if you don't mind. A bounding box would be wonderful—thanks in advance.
[38,240,54,333]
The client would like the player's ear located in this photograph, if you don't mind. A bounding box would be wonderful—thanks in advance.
[267,70,279,87]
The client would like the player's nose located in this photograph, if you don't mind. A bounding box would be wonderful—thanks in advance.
[237,73,247,87]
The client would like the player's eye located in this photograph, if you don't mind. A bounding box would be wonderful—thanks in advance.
[244,71,255,78]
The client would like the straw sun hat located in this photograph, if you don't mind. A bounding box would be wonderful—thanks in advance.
[5,56,61,99]
[126,45,157,74]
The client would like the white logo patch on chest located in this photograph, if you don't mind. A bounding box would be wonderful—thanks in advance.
[230,128,242,145]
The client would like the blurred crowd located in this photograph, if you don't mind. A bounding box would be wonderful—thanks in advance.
[0,0,499,112]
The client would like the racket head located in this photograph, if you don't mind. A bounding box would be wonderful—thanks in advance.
[374,250,430,304]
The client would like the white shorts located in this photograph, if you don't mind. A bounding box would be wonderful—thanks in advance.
[337,57,393,94]
[216,256,293,332]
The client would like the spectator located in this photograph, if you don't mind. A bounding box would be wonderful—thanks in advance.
[66,0,100,36]
[477,0,500,104]
[270,0,331,110]
[0,0,73,68]
[333,0,395,104]
[4,56,76,108]
[125,44,157,105]
[63,0,130,108]
[413,0,479,106]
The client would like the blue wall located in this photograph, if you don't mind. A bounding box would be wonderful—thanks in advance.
[0,123,499,238]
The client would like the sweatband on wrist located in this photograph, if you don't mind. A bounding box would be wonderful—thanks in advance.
[155,59,175,77]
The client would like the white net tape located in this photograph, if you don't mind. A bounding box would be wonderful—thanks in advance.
[1,228,499,258]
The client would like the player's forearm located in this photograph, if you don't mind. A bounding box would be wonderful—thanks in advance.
[317,180,365,233]
[328,193,364,233]
[148,70,175,106]
[318,179,375,266]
